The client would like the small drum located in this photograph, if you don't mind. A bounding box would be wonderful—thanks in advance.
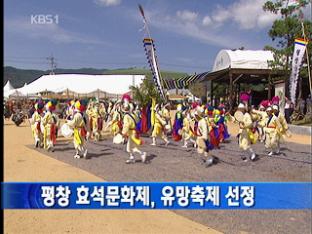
[234,111,244,123]
[113,133,124,144]
[61,123,73,138]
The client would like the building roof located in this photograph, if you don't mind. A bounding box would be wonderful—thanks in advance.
[4,80,14,91]
[212,49,274,72]
[17,74,145,95]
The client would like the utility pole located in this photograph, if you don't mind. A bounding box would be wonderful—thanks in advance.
[47,55,57,75]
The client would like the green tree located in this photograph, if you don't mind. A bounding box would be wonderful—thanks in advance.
[130,77,162,106]
[263,0,312,98]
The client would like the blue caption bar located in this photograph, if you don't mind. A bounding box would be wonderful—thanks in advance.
[1,182,311,209]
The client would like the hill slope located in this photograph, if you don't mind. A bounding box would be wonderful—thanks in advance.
[3,66,188,88]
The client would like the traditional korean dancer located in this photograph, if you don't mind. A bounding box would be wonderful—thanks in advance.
[90,103,101,141]
[194,107,215,167]
[31,101,44,148]
[215,108,230,143]
[162,103,172,135]
[42,101,57,151]
[181,108,196,148]
[236,103,257,161]
[151,104,170,146]
[206,106,220,149]
[264,106,281,156]
[121,103,147,164]
[272,104,291,154]
[65,100,75,120]
[172,104,183,142]
[66,100,88,159]
[252,104,267,143]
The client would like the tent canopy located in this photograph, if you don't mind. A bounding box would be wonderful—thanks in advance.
[18,74,145,96]
[212,50,274,72]
[4,80,14,92]
[4,88,26,98]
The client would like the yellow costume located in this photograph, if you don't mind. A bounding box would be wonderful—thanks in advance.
[90,105,100,141]
[42,109,54,150]
[161,107,172,132]
[31,109,43,147]
[238,112,254,151]
[264,113,281,154]
[122,113,142,152]
[236,105,257,161]
[252,109,268,142]
[272,105,290,154]
[151,109,169,146]
[67,102,88,158]
[121,105,146,164]
[111,109,122,136]
[196,117,209,155]
[86,102,93,124]
[66,101,75,120]
[277,112,289,138]
[181,113,195,147]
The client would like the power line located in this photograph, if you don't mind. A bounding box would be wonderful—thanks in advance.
[46,55,57,75]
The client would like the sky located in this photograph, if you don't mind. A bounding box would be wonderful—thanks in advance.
[4,0,312,74]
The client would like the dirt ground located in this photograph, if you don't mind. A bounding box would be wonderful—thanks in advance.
[3,119,311,234]
[3,120,220,234]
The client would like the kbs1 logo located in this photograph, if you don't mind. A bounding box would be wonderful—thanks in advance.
[30,14,59,25]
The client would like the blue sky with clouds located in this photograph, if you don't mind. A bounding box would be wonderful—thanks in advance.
[4,0,311,74]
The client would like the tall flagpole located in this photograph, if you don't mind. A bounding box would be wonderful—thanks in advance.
[138,4,169,99]
[301,22,312,96]
[298,5,312,96]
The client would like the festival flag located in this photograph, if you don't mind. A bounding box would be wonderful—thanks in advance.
[289,38,309,104]
[143,38,166,100]
[139,4,166,101]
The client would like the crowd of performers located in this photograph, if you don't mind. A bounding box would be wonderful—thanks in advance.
[28,93,290,167]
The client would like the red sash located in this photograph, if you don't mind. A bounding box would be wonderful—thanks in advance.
[80,127,87,138]
[50,124,57,144]
[218,123,225,141]
[117,120,123,130]
[98,118,103,131]
[36,122,41,133]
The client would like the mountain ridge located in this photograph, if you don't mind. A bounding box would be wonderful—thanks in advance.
[3,66,188,88]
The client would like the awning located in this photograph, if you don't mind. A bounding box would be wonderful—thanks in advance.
[166,72,211,89]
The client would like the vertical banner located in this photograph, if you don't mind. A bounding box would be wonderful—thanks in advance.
[143,38,166,100]
[289,38,308,104]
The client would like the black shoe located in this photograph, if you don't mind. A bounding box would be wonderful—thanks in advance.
[250,153,257,161]
[241,156,248,162]
[35,141,39,148]
[205,156,219,167]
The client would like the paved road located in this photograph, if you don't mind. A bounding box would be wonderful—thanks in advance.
[33,135,312,234]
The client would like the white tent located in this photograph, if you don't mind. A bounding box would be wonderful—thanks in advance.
[4,80,14,92]
[18,74,145,96]
[212,50,274,72]
[5,89,26,98]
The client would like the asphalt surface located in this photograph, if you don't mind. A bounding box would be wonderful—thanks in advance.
[32,135,312,234]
